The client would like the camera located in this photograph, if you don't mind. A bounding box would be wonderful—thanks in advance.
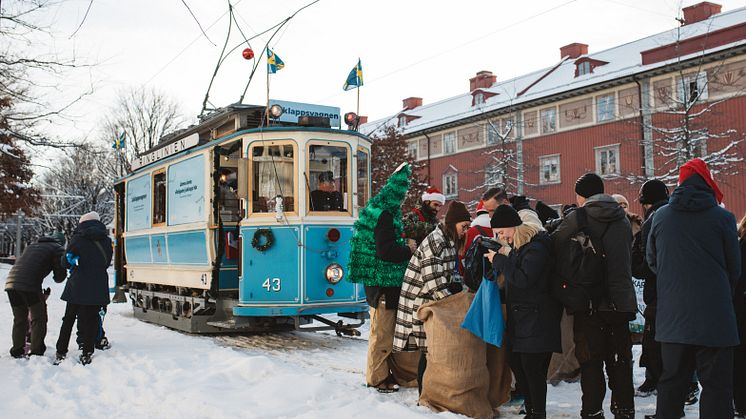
[476,236,503,252]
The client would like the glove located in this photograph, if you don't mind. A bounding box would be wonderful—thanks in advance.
[509,195,531,211]
[66,252,79,268]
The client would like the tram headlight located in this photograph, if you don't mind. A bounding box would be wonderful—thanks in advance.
[268,104,284,119]
[325,263,344,284]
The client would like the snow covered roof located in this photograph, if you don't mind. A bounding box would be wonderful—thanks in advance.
[361,5,746,138]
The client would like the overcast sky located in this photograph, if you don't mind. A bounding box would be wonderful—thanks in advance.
[25,0,746,142]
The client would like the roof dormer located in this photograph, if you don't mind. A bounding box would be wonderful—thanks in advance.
[471,89,499,106]
[397,113,421,127]
[574,56,608,77]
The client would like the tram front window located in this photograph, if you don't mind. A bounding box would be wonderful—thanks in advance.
[356,149,370,208]
[251,144,295,213]
[308,144,348,212]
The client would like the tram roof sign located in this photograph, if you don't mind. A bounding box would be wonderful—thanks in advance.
[131,133,200,171]
[269,99,341,128]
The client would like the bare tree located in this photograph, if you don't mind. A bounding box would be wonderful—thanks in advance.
[100,87,188,172]
[0,0,94,148]
[462,118,518,207]
[35,143,116,236]
[370,125,427,211]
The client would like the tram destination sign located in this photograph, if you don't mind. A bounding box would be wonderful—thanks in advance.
[131,133,200,171]
[269,99,341,128]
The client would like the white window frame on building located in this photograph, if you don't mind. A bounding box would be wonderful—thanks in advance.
[406,141,418,160]
[443,166,459,199]
[474,92,485,106]
[596,93,616,122]
[595,144,620,176]
[677,71,709,105]
[443,132,457,154]
[398,115,408,127]
[540,107,557,134]
[577,61,591,76]
[539,154,561,185]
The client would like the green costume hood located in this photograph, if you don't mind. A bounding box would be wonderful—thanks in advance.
[347,163,411,287]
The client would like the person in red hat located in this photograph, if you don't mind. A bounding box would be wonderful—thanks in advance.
[402,186,445,246]
[646,158,741,419]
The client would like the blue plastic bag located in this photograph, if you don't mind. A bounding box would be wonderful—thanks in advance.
[66,252,79,272]
[461,271,505,347]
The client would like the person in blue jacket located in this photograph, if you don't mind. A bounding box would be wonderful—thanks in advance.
[54,211,112,365]
[646,158,741,419]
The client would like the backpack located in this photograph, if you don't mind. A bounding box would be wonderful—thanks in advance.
[552,207,610,314]
[463,226,494,291]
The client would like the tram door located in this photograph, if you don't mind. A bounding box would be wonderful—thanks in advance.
[113,182,127,300]
[214,141,245,292]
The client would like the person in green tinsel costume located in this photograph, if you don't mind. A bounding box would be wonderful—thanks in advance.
[348,162,419,393]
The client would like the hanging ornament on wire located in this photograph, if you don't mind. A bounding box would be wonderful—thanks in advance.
[242,48,255,60]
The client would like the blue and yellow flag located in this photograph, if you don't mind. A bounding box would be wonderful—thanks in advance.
[112,130,126,150]
[343,59,363,91]
[267,49,285,74]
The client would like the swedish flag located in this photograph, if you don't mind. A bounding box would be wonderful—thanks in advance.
[343,59,363,91]
[267,49,285,74]
[112,130,126,150]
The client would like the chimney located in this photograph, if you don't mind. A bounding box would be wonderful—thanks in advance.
[560,43,589,59]
[682,2,722,25]
[402,97,423,110]
[469,70,497,91]
[358,116,368,125]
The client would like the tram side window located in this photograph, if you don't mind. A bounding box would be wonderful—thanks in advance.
[356,149,370,208]
[308,144,348,212]
[251,145,295,213]
[218,167,240,222]
[153,171,167,225]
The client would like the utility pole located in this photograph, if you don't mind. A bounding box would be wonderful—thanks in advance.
[15,209,24,259]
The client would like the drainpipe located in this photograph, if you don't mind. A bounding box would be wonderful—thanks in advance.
[423,133,432,185]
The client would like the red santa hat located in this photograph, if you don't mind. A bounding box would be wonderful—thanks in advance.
[678,158,723,204]
[422,187,446,205]
[475,199,488,215]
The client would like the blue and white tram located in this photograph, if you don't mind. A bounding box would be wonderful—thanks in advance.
[113,104,371,334]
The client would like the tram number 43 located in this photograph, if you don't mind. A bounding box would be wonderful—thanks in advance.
[262,277,281,292]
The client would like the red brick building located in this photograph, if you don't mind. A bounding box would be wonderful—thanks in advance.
[363,2,746,218]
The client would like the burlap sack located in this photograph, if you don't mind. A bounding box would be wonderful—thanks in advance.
[417,292,493,419]
[486,306,512,408]
[546,310,581,385]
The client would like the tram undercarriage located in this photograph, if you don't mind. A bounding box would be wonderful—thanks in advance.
[128,284,365,335]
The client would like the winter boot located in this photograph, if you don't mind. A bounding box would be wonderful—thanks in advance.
[53,352,66,365]
[735,410,745,419]
[95,337,110,350]
[685,382,699,405]
[581,411,605,419]
[612,409,635,419]
[79,352,92,365]
[635,379,657,397]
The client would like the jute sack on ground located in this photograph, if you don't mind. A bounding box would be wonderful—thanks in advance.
[485,308,512,408]
[417,291,493,419]
[546,310,581,385]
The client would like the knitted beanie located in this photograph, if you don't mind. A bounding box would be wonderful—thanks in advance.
[638,179,669,205]
[490,205,522,228]
[575,173,605,198]
[445,201,471,226]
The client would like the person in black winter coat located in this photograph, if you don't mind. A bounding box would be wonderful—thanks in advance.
[735,214,746,417]
[551,173,636,419]
[55,212,112,365]
[4,236,66,357]
[486,205,561,419]
[630,179,669,396]
[647,159,741,419]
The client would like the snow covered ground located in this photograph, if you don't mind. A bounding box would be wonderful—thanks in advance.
[0,263,701,418]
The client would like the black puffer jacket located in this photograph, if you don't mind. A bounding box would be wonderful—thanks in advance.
[551,194,636,315]
[493,231,562,353]
[60,220,113,306]
[631,199,668,311]
[4,237,66,292]
[647,174,741,347]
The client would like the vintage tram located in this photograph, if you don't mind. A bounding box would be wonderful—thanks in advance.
[113,102,371,334]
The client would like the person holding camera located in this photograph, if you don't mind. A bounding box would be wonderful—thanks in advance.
[485,205,561,419]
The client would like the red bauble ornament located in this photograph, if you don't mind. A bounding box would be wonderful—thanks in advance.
[242,48,254,60]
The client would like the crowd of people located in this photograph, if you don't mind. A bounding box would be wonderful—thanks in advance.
[348,158,745,419]
[4,211,113,365]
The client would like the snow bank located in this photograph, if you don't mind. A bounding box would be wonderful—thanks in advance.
[0,263,699,418]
